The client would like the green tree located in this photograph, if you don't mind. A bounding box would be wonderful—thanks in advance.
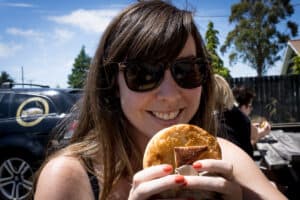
[0,71,14,85]
[205,21,231,78]
[292,55,300,74]
[68,46,91,88]
[221,0,298,77]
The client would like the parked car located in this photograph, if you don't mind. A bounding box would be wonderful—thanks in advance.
[0,83,81,200]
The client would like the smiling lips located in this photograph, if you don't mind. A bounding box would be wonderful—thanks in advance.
[152,110,180,120]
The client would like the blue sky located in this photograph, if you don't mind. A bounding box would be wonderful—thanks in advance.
[0,0,299,88]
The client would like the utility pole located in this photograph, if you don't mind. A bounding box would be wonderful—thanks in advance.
[21,66,24,88]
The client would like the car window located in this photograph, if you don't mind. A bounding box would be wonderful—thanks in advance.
[0,93,10,118]
[68,91,83,102]
[20,105,44,117]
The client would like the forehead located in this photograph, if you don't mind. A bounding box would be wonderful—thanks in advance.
[177,35,196,58]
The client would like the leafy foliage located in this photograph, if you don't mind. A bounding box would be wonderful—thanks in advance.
[205,21,231,78]
[292,55,300,74]
[0,71,14,85]
[68,46,91,88]
[221,0,298,77]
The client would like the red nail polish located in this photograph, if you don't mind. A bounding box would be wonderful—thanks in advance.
[193,162,202,169]
[163,165,173,173]
[175,175,185,183]
[182,180,188,187]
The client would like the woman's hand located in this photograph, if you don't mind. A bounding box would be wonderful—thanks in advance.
[257,121,271,138]
[128,164,187,200]
[251,121,271,145]
[128,160,242,200]
[190,159,242,200]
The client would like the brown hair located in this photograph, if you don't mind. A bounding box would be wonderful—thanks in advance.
[232,86,256,107]
[35,1,216,199]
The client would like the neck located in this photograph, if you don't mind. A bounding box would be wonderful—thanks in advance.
[130,126,150,154]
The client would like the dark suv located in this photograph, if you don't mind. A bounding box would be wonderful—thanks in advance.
[0,83,81,200]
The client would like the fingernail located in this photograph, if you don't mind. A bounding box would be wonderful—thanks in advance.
[175,175,185,183]
[182,180,188,187]
[163,165,173,173]
[193,162,202,169]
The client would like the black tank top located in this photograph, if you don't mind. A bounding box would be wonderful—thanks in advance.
[87,172,100,200]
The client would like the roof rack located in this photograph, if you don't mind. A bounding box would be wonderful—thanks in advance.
[0,82,50,89]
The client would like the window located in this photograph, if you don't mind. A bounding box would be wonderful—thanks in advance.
[0,93,10,118]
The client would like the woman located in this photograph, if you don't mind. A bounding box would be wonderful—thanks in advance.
[34,1,286,199]
[214,74,253,157]
[232,86,271,145]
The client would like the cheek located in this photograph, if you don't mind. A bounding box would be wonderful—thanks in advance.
[120,91,142,113]
[187,87,202,108]
[118,73,133,110]
[118,73,146,116]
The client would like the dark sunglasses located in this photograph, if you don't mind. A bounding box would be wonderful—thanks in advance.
[116,57,208,92]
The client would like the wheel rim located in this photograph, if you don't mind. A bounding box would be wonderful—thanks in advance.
[0,158,33,200]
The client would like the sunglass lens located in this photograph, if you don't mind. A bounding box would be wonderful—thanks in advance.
[124,63,163,91]
[172,60,205,89]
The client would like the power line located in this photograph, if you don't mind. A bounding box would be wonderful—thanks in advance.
[194,2,300,19]
[195,15,228,18]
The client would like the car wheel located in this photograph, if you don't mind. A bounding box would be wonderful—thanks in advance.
[0,156,34,200]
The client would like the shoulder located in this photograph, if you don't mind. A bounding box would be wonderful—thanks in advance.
[34,155,95,200]
[217,137,261,178]
[217,138,287,199]
[217,137,249,160]
[225,107,250,124]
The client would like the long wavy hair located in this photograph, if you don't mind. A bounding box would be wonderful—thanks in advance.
[35,1,216,199]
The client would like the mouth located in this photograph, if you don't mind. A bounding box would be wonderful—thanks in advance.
[151,110,181,121]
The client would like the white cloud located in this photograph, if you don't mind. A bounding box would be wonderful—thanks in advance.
[0,3,34,8]
[6,27,45,44]
[0,43,22,58]
[48,9,120,33]
[53,28,74,43]
[6,27,42,38]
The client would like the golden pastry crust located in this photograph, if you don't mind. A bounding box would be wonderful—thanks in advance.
[260,121,267,128]
[143,124,221,170]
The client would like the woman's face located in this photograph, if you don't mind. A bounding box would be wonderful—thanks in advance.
[240,103,253,116]
[118,35,202,144]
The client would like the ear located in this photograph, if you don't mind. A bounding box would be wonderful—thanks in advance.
[239,105,248,114]
[240,105,246,109]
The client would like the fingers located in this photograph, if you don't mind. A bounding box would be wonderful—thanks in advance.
[130,174,187,200]
[129,161,241,200]
[129,164,187,200]
[264,123,271,131]
[192,159,233,180]
[184,175,242,200]
[188,159,242,199]
[184,175,237,195]
[132,164,173,188]
[253,122,260,127]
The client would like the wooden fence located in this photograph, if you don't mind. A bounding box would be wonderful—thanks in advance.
[229,74,300,123]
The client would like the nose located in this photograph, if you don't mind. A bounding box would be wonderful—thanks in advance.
[156,69,181,101]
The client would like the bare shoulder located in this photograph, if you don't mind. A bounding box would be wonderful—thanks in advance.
[217,137,287,200]
[34,155,95,200]
[217,137,250,159]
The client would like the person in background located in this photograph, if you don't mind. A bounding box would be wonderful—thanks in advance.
[233,86,271,145]
[34,1,286,200]
[214,74,253,157]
